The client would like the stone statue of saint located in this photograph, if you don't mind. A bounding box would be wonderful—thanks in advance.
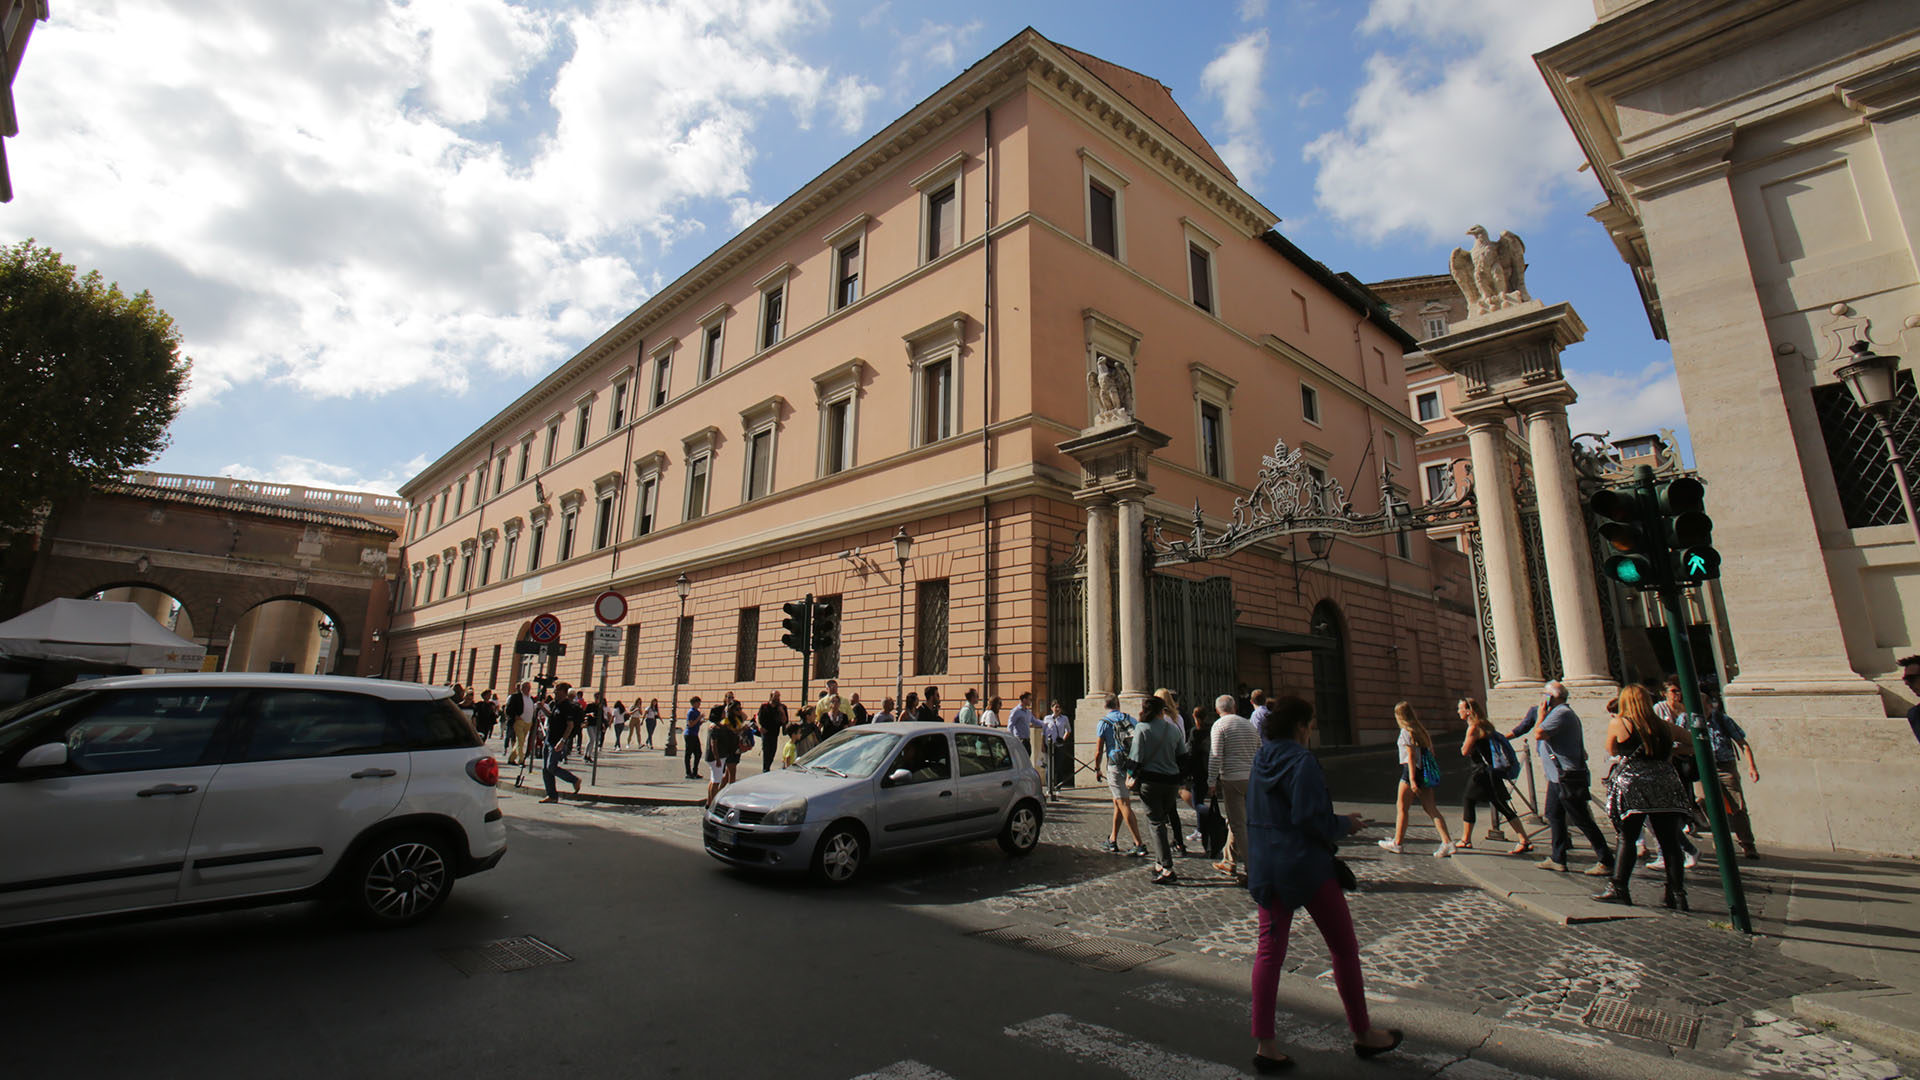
[1448,225,1530,316]
[1088,355,1134,422]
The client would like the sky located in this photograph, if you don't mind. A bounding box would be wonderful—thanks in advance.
[2,0,1685,496]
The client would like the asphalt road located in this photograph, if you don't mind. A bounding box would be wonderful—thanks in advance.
[0,750,1764,1080]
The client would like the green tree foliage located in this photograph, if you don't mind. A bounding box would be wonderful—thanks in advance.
[0,240,190,532]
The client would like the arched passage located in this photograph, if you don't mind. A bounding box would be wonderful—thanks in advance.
[87,583,197,643]
[1310,600,1352,745]
[225,595,345,674]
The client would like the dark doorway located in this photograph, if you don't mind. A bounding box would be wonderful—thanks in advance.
[1310,601,1351,744]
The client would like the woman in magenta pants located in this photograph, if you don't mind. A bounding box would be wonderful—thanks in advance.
[1245,696,1403,1073]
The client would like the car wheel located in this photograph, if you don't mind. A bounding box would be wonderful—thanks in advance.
[343,831,455,927]
[811,824,866,886]
[998,800,1042,856]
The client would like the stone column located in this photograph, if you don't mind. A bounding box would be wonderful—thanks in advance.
[1084,502,1115,698]
[1523,397,1612,685]
[1464,417,1542,687]
[1116,498,1147,702]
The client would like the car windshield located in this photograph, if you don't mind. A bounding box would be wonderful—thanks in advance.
[795,728,900,778]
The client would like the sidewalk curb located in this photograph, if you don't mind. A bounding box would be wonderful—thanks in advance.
[1449,851,1654,925]
[1791,990,1920,1060]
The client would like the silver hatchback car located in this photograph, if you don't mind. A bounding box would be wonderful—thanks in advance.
[703,721,1044,884]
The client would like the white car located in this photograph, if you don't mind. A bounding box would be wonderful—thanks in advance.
[0,673,506,930]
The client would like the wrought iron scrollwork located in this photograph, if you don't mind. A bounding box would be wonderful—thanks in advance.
[1147,435,1478,566]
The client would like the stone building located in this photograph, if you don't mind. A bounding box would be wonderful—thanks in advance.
[1,0,48,202]
[387,30,1482,746]
[1538,0,1920,854]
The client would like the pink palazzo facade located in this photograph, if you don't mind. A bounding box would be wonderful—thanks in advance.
[388,30,1482,745]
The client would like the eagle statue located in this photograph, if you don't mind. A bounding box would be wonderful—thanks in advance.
[1448,225,1530,316]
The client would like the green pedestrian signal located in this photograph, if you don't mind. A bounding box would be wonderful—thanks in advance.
[1660,476,1721,583]
[1589,483,1664,589]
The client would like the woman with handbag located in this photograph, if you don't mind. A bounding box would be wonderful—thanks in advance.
[1457,698,1531,854]
[1246,696,1402,1072]
[1595,685,1696,909]
[1379,702,1457,857]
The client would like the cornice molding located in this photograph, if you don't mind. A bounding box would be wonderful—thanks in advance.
[1612,121,1736,200]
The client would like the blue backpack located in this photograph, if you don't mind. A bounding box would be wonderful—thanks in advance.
[1486,732,1521,782]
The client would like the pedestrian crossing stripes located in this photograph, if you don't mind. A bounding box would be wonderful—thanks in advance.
[849,1062,957,1080]
[1004,1014,1245,1080]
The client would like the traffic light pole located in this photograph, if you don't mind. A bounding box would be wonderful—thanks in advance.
[1658,584,1752,934]
[797,593,813,712]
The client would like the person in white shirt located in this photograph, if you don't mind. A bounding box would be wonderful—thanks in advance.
[980,696,1002,728]
[1209,694,1260,879]
[1043,701,1073,800]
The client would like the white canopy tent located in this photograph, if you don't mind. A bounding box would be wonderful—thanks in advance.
[0,597,207,671]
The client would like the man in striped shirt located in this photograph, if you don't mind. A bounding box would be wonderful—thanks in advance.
[1208,693,1259,880]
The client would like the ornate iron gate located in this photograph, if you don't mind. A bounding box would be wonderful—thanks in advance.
[1145,574,1236,705]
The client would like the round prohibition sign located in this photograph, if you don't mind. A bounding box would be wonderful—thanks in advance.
[528,612,562,644]
[594,590,628,626]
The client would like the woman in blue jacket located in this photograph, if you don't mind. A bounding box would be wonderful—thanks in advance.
[1246,696,1402,1072]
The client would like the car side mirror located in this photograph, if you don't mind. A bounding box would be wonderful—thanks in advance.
[17,743,68,771]
[887,768,911,785]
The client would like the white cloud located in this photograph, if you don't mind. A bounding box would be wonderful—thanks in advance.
[1294,87,1326,110]
[1564,359,1691,456]
[1304,0,1592,243]
[1201,30,1271,184]
[220,453,434,496]
[890,19,983,87]
[5,0,879,406]
[1238,0,1269,20]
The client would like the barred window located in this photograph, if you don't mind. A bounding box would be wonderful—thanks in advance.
[916,579,949,675]
[1812,372,1920,528]
[735,607,759,682]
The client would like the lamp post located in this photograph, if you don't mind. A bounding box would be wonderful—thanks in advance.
[1291,531,1334,600]
[1835,339,1920,547]
[666,572,691,759]
[893,527,913,711]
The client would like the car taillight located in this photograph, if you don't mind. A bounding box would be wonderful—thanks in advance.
[467,756,500,786]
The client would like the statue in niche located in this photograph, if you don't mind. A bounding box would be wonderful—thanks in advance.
[1449,225,1530,316]
[1088,354,1134,424]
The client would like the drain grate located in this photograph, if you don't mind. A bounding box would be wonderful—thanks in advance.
[970,925,1171,973]
[1585,998,1700,1047]
[440,935,572,976]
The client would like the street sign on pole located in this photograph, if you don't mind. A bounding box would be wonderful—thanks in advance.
[594,590,628,625]
[529,613,562,644]
[590,625,621,656]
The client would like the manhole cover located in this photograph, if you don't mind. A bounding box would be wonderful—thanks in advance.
[1585,997,1700,1047]
[970,925,1171,973]
[440,935,572,976]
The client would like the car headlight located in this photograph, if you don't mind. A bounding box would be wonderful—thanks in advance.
[761,796,807,826]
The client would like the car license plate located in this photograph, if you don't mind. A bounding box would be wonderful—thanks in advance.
[715,826,737,846]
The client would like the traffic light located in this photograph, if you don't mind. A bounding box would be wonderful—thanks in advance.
[1589,484,1664,589]
[780,597,813,654]
[810,600,837,653]
[1661,476,1721,582]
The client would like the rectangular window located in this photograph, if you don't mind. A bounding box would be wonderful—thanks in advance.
[479,544,494,586]
[441,565,453,599]
[824,397,852,474]
[581,631,593,683]
[686,454,710,520]
[1200,402,1225,479]
[410,506,421,539]
[476,464,488,502]
[502,534,518,577]
[559,510,577,561]
[527,523,545,571]
[494,455,507,495]
[813,595,841,680]
[467,647,478,686]
[488,645,501,690]
[674,615,693,685]
[699,323,723,383]
[455,479,467,516]
[734,607,759,682]
[915,579,949,675]
[759,286,785,350]
[834,240,862,310]
[622,625,640,685]
[1416,392,1442,422]
[517,441,531,483]
[651,354,671,408]
[1088,180,1117,257]
[636,476,658,536]
[1424,463,1451,501]
[436,489,448,526]
[411,570,424,607]
[594,493,615,549]
[746,429,773,501]
[920,357,953,444]
[427,654,437,684]
[610,382,628,430]
[1189,244,1213,312]
[544,424,559,467]
[574,402,591,451]
[423,564,437,601]
[1423,316,1448,339]
[1385,430,1400,465]
[1301,383,1321,424]
[926,184,957,261]
[1306,465,1330,513]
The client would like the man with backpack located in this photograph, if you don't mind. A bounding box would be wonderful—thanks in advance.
[1096,695,1147,856]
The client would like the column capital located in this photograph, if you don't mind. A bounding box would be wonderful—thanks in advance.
[1512,385,1578,421]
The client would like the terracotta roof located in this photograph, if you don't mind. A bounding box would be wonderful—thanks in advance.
[1051,41,1238,183]
[99,481,399,538]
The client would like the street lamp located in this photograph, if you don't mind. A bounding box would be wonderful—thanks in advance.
[1291,531,1334,600]
[893,526,913,710]
[667,572,691,760]
[1834,339,1920,546]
